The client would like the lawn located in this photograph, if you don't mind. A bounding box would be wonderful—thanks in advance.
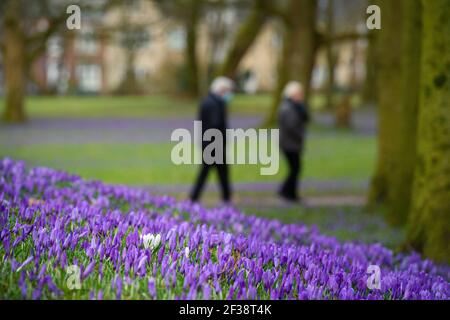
[242,205,404,249]
[0,94,273,118]
[0,92,362,118]
[0,95,375,186]
[0,134,375,186]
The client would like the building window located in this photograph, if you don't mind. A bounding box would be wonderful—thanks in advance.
[46,36,63,87]
[47,61,59,86]
[47,37,63,58]
[76,31,99,55]
[77,64,102,92]
[167,27,186,51]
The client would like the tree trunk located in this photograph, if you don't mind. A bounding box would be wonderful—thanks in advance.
[325,0,336,110]
[335,37,358,129]
[184,0,200,97]
[265,0,318,126]
[407,0,450,264]
[326,45,337,110]
[115,51,142,95]
[3,0,26,123]
[388,0,422,224]
[368,0,404,213]
[217,0,269,78]
[335,95,351,128]
[362,32,378,104]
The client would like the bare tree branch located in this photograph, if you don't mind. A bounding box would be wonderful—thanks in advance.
[264,1,289,24]
[320,31,369,46]
[26,11,67,62]
[217,0,272,78]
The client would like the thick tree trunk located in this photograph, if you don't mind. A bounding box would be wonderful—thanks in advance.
[217,0,269,78]
[407,0,450,264]
[369,0,422,226]
[3,0,26,123]
[368,0,404,212]
[388,0,422,224]
[265,0,318,126]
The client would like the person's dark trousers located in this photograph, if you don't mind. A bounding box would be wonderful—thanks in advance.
[280,149,301,201]
[190,162,231,202]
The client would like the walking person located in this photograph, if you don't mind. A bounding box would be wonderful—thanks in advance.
[190,77,234,204]
[278,81,310,202]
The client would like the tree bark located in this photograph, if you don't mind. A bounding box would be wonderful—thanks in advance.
[362,32,378,104]
[407,0,450,264]
[184,0,201,97]
[115,51,142,95]
[217,0,269,78]
[325,0,336,110]
[265,0,318,126]
[3,0,26,123]
[387,0,422,224]
[368,0,404,213]
[369,0,422,226]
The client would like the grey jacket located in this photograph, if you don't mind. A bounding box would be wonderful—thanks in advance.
[278,98,310,152]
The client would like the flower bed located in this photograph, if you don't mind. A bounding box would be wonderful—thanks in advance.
[0,158,448,299]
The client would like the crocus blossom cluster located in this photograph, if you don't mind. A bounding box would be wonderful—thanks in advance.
[0,158,449,300]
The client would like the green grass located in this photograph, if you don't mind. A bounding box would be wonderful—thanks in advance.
[0,134,375,186]
[241,205,404,249]
[0,94,273,118]
[0,92,363,119]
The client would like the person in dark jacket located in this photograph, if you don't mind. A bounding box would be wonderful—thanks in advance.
[190,77,234,204]
[278,81,310,202]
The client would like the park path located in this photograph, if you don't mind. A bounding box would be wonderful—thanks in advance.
[0,116,261,145]
[0,110,376,145]
[143,180,368,193]
[143,180,368,208]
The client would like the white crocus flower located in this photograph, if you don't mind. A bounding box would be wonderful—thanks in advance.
[142,233,162,250]
[184,247,190,258]
[142,234,154,250]
[152,234,161,249]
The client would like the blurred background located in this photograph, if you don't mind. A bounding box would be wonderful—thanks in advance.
[0,0,448,262]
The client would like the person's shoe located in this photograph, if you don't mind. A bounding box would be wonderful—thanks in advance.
[278,190,299,203]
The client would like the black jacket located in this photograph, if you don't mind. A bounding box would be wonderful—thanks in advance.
[278,98,310,152]
[199,93,228,149]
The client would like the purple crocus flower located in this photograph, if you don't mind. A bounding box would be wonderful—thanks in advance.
[148,278,156,299]
[1,158,449,301]
[115,276,122,300]
[82,261,96,280]
[202,284,211,300]
[16,256,33,272]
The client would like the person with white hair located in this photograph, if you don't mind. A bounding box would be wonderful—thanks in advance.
[278,81,310,202]
[190,76,235,203]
